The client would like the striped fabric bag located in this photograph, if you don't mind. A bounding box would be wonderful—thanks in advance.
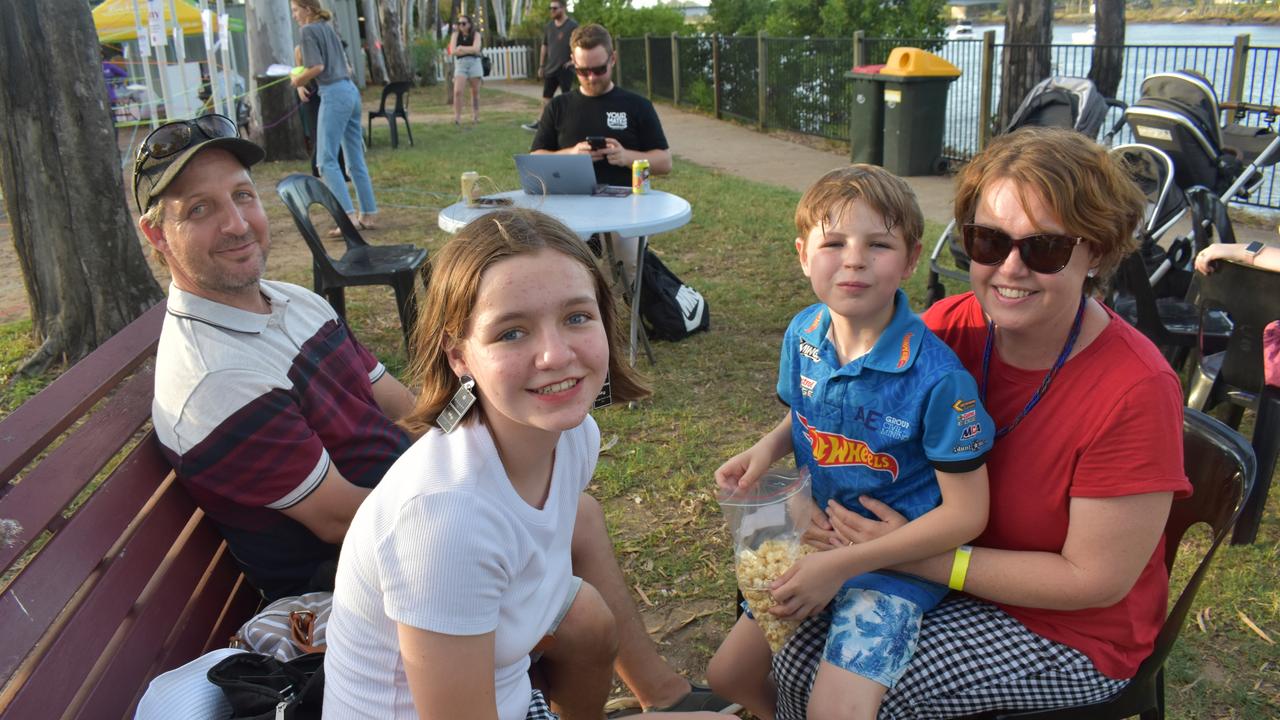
[232,591,331,660]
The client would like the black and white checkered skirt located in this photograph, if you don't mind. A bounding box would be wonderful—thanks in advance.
[772,595,1129,720]
[527,689,558,720]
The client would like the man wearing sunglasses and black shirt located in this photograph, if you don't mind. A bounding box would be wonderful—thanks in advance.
[530,23,671,189]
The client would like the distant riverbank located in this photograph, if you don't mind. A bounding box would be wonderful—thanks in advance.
[972,8,1280,26]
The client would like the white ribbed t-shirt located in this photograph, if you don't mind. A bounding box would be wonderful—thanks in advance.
[323,416,599,719]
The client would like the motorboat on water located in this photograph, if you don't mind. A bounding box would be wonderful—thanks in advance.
[1071,24,1096,44]
[947,20,974,40]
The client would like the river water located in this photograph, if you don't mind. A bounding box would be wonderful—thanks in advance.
[963,22,1280,46]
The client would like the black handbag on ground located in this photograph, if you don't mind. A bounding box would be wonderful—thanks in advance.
[481,55,492,76]
[207,652,325,720]
[638,249,710,341]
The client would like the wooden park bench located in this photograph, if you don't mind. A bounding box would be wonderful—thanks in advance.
[0,301,260,719]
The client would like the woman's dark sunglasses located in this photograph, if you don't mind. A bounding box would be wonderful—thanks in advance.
[961,223,1084,275]
[574,62,610,77]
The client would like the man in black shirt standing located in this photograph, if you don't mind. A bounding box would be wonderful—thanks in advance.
[522,0,578,131]
[530,23,671,187]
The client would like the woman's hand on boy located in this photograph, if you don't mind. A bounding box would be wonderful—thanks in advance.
[827,496,907,545]
[802,506,841,550]
[768,551,845,620]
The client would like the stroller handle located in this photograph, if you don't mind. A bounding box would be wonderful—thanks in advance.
[1221,101,1280,118]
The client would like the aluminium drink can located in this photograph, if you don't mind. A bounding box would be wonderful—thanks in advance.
[631,159,650,194]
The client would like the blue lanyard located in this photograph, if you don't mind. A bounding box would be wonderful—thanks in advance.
[980,295,1088,439]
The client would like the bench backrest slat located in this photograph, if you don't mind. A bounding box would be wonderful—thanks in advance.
[0,303,164,484]
[70,517,233,719]
[0,365,154,571]
[0,444,186,705]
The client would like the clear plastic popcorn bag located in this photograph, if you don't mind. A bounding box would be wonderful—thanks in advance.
[718,467,814,652]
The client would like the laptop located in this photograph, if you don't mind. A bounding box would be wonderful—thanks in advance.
[514,154,629,196]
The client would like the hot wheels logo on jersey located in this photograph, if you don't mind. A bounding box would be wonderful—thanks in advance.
[797,414,899,480]
[606,112,628,130]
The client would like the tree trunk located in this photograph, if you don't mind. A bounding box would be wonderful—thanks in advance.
[363,0,391,85]
[379,0,414,81]
[999,0,1054,130]
[1089,0,1126,100]
[0,0,163,374]
[245,0,307,161]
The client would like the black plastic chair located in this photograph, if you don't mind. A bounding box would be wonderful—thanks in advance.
[366,81,414,149]
[1187,257,1280,544]
[1108,249,1232,369]
[979,408,1254,720]
[276,173,427,350]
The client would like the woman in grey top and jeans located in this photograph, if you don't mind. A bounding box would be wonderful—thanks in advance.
[290,0,378,232]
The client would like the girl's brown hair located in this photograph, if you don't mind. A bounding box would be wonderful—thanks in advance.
[291,0,333,22]
[953,126,1144,295]
[401,208,649,436]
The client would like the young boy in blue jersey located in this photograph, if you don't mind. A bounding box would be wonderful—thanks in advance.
[706,165,994,720]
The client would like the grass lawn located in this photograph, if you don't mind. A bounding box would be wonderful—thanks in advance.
[1,86,1276,717]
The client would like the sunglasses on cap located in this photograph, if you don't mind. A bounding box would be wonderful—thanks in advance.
[574,62,610,78]
[961,223,1084,275]
[133,114,238,208]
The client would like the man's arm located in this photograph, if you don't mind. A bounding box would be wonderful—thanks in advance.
[279,462,370,544]
[371,372,416,424]
[600,142,672,175]
[538,43,547,78]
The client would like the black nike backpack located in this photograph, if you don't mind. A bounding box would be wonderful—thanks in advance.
[638,249,710,342]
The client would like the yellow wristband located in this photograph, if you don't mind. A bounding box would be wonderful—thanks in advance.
[948,545,973,591]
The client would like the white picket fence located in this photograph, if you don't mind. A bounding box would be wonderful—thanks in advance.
[437,45,534,82]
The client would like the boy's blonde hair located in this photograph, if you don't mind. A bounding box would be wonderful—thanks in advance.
[400,208,649,437]
[795,165,924,249]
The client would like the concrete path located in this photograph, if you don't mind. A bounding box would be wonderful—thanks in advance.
[489,79,1276,246]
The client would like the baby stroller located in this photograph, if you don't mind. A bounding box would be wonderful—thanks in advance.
[923,76,1126,307]
[1120,70,1280,289]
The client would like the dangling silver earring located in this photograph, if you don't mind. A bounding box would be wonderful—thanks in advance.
[593,373,612,409]
[436,375,477,433]
[1087,268,1098,278]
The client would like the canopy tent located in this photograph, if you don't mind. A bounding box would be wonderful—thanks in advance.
[92,0,244,43]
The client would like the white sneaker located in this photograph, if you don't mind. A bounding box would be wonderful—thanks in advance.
[521,121,538,132]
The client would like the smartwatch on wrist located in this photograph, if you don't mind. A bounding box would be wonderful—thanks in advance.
[1244,241,1265,264]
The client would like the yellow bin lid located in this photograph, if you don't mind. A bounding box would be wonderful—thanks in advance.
[880,47,961,78]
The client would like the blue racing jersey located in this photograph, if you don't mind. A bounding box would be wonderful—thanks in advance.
[778,290,993,525]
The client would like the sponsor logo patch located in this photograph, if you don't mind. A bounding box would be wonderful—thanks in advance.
[800,375,817,397]
[798,339,821,363]
[880,414,911,441]
[960,423,982,440]
[895,333,913,368]
[952,439,987,454]
[956,410,976,426]
[952,398,976,413]
[606,111,629,130]
[797,414,900,480]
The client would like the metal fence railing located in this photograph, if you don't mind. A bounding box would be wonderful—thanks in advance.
[615,33,1280,210]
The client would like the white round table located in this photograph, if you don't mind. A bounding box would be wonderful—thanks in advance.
[437,190,693,365]
[436,189,692,239]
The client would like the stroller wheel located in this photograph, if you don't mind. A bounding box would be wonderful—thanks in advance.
[925,275,946,309]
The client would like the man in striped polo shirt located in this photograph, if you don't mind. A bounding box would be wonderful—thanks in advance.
[133,118,732,713]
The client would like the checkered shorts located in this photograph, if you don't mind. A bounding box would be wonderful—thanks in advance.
[772,595,1129,720]
[527,689,558,720]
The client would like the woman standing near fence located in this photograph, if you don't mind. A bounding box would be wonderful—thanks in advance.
[290,0,379,233]
[450,15,483,126]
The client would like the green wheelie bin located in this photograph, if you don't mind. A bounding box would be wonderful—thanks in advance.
[845,64,887,166]
[878,48,961,176]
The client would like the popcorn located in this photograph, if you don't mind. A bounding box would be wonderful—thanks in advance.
[735,539,814,652]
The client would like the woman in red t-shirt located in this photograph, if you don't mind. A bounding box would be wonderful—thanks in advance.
[769,127,1192,719]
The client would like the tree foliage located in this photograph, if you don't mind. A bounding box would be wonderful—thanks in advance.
[512,0,685,40]
[713,0,946,38]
